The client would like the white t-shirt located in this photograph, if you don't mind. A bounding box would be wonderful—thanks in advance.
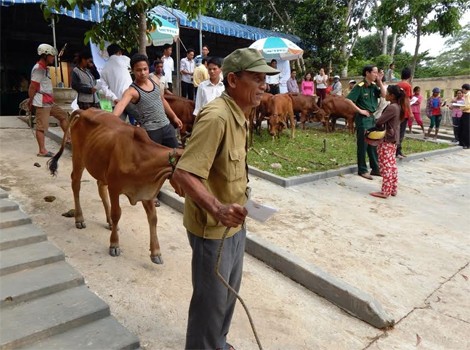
[315,74,327,89]
[162,55,174,84]
[99,54,132,102]
[193,79,225,116]
[180,57,195,84]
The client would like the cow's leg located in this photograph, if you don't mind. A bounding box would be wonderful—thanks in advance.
[290,114,296,138]
[97,180,112,229]
[71,165,86,229]
[141,199,162,264]
[108,189,122,257]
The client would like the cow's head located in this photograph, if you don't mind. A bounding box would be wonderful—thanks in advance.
[267,114,286,138]
[310,108,328,123]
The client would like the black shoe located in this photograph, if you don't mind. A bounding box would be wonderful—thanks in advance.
[154,199,161,207]
[370,171,382,177]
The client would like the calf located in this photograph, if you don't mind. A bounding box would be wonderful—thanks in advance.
[164,94,195,147]
[48,108,183,264]
[267,94,296,139]
[321,95,357,133]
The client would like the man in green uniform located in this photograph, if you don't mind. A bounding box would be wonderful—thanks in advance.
[347,64,386,180]
[172,48,279,350]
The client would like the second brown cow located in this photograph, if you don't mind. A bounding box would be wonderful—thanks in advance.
[266,93,296,139]
[321,95,359,133]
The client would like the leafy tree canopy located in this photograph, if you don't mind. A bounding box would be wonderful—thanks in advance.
[42,0,214,52]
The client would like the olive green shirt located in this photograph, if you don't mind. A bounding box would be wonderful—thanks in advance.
[346,80,382,113]
[176,92,248,239]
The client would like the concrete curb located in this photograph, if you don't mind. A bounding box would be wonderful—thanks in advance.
[248,145,462,187]
[47,119,470,329]
[157,189,395,329]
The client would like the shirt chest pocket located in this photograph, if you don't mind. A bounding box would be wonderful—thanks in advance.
[227,148,245,182]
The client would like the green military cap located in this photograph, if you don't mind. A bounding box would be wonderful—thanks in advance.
[222,48,280,78]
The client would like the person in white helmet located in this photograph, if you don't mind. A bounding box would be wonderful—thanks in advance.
[28,43,68,157]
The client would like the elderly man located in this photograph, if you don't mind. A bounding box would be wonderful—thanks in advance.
[330,75,343,96]
[347,64,385,180]
[172,48,279,350]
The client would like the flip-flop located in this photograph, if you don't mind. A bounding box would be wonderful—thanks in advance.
[37,151,54,158]
[370,191,389,199]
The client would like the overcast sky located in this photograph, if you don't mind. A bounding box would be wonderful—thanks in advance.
[400,17,469,57]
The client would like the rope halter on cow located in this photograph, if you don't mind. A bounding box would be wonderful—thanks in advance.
[168,148,178,177]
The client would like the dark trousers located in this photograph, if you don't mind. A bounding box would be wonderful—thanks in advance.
[396,119,407,156]
[167,82,173,92]
[459,112,470,147]
[185,228,246,350]
[355,113,380,175]
[317,88,326,106]
[452,116,461,141]
[146,124,179,148]
[181,81,194,100]
[78,102,100,110]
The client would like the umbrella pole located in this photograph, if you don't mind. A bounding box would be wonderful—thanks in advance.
[198,11,203,56]
[51,16,59,87]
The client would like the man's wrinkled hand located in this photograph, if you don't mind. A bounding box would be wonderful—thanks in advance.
[216,204,247,228]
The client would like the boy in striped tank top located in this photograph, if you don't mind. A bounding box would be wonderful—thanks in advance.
[113,54,182,148]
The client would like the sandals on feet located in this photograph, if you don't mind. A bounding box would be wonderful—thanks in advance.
[37,151,54,158]
[370,192,389,199]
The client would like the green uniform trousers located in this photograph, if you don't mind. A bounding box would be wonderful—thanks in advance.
[355,113,380,175]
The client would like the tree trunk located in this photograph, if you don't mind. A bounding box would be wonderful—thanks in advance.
[390,33,398,59]
[138,12,147,55]
[411,18,422,80]
[382,27,388,55]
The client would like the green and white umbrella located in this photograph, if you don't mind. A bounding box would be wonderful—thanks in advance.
[147,16,179,47]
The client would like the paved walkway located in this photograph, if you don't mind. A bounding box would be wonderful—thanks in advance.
[1,115,469,349]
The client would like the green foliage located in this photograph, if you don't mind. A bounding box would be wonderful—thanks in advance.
[248,127,448,178]
[352,33,404,60]
[293,0,348,70]
[41,0,215,51]
[376,0,470,75]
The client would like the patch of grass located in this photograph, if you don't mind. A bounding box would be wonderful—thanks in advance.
[248,128,449,178]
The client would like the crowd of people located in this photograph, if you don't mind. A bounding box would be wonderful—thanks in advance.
[26,41,469,348]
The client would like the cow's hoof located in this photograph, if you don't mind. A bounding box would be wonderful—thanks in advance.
[109,247,121,257]
[151,255,163,264]
[76,222,86,229]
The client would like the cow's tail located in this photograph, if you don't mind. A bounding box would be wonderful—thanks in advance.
[47,110,82,176]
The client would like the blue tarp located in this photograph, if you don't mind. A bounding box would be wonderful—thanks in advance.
[1,0,106,22]
[150,6,300,43]
[1,1,300,43]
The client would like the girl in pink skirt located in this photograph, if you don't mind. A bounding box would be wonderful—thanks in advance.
[370,85,406,199]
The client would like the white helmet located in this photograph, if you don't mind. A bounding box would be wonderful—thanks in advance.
[37,43,57,56]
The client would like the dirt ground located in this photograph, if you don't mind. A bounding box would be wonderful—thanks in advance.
[1,116,469,350]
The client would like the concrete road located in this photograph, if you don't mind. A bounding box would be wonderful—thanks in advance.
[0,115,469,349]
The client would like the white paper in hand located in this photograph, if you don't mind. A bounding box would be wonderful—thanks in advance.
[245,199,278,222]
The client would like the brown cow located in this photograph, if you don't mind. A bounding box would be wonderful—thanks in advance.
[288,93,321,129]
[249,92,273,146]
[267,93,296,139]
[164,94,195,147]
[48,108,183,264]
[321,95,358,133]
